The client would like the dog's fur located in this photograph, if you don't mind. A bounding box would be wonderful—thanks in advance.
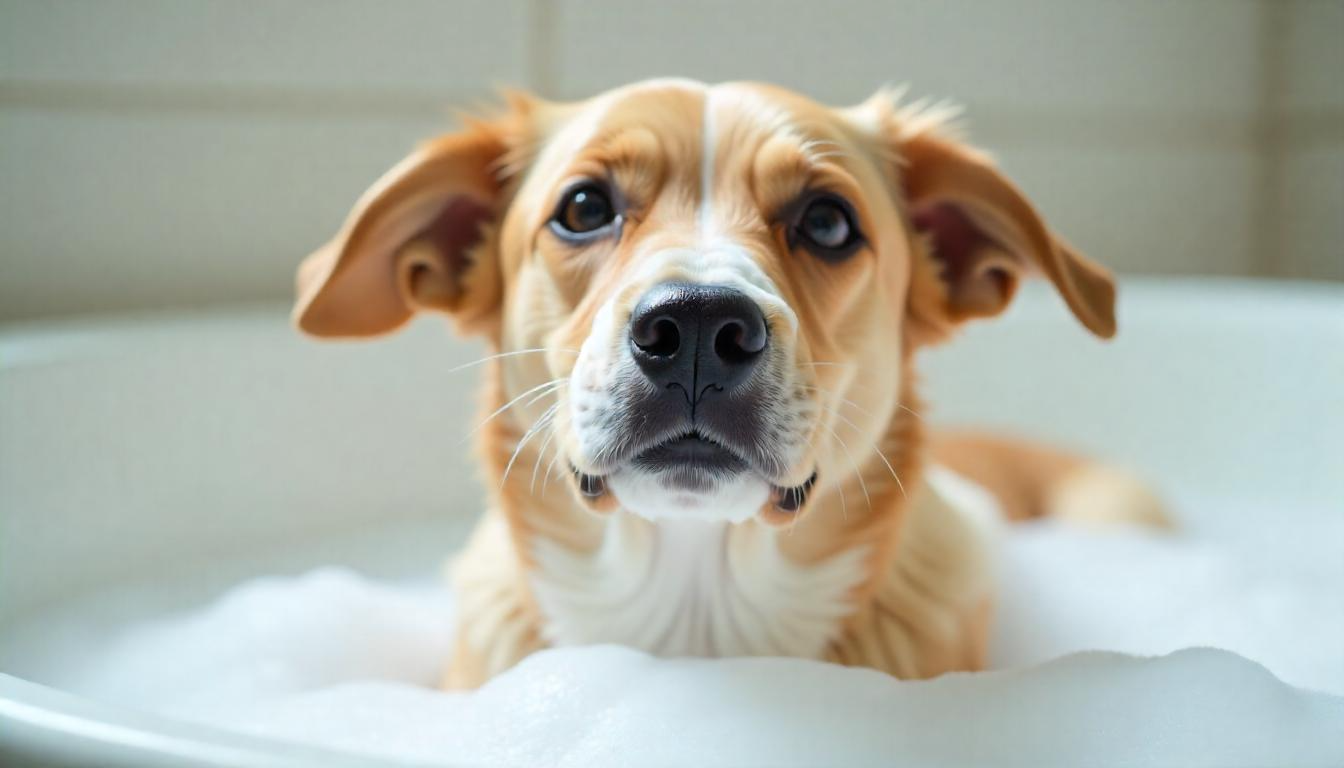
[293,80,1161,688]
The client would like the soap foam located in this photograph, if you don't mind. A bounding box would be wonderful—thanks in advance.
[4,505,1343,766]
[216,646,1343,768]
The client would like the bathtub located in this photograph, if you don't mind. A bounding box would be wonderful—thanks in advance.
[1,278,1341,766]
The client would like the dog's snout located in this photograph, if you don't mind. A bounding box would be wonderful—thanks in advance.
[630,282,767,397]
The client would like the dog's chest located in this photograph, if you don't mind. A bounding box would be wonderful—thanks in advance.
[528,516,869,659]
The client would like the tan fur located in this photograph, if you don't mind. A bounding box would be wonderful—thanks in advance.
[293,80,1159,689]
[932,430,1170,528]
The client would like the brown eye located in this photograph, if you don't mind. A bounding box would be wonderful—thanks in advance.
[790,195,865,260]
[552,184,617,239]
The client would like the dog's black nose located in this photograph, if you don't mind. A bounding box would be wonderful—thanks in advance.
[630,282,768,399]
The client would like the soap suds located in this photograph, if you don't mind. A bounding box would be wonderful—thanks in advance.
[3,492,1342,767]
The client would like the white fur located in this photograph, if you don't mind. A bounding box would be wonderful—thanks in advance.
[699,88,717,240]
[606,468,769,523]
[530,516,869,658]
[567,298,625,466]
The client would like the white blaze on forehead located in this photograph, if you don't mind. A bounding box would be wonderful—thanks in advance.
[685,86,799,334]
[699,87,718,241]
[698,85,794,242]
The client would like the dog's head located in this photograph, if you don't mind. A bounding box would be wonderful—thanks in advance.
[295,80,1114,526]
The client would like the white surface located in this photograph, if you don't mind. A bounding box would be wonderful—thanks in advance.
[184,647,1344,768]
[0,307,486,620]
[2,279,1343,766]
[4,513,1343,767]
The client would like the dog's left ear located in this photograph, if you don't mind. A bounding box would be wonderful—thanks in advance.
[294,118,515,338]
[890,119,1116,344]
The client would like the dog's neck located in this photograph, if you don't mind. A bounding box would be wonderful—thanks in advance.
[485,362,925,659]
[528,514,872,657]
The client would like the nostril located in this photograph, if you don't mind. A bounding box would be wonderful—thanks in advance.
[714,319,765,365]
[714,321,746,364]
[635,316,681,357]
[630,283,767,395]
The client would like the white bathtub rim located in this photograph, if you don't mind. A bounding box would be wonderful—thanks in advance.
[1,276,1340,371]
[0,673,430,768]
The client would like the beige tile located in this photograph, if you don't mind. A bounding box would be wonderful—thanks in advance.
[0,0,533,95]
[550,0,1260,114]
[0,100,1261,324]
[1279,146,1344,280]
[1272,1,1343,280]
[0,105,456,319]
[992,146,1261,277]
[1282,0,1344,112]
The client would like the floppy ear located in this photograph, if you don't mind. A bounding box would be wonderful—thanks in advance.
[293,121,512,338]
[894,123,1116,344]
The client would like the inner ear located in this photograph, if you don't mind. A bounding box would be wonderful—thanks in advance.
[294,119,515,339]
[911,200,1020,321]
[399,196,495,311]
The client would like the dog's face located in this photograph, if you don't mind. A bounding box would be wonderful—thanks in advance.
[295,80,1114,527]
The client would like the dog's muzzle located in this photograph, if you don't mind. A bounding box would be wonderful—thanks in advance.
[629,281,768,399]
[571,280,816,520]
[619,282,778,494]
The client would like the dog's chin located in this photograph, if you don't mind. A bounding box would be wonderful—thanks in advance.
[606,465,770,523]
[596,432,815,524]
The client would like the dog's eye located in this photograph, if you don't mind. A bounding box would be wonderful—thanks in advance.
[797,197,857,250]
[551,184,617,239]
[795,195,861,258]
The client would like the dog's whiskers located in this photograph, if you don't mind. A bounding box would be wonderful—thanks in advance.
[463,377,565,443]
[868,440,908,500]
[530,421,560,495]
[501,402,559,490]
[798,360,854,370]
[799,383,926,423]
[541,437,565,496]
[799,430,847,522]
[805,384,911,500]
[798,385,876,421]
[449,347,579,373]
[819,417,873,515]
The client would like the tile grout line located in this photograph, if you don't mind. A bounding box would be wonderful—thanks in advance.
[1252,0,1290,279]
[0,80,479,118]
[1,79,1301,152]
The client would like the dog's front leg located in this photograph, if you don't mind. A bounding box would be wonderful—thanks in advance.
[827,475,997,679]
[441,514,547,689]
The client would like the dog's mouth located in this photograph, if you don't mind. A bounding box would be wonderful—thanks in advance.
[572,430,817,518]
[632,431,748,481]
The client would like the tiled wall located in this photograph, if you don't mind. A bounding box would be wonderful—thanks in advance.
[1,0,1340,321]
[1276,0,1344,281]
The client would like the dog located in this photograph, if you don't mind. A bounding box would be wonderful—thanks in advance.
[294,79,1164,688]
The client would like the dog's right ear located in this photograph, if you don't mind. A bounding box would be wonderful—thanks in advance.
[294,117,518,338]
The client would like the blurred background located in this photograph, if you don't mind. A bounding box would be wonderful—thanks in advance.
[1,0,1340,322]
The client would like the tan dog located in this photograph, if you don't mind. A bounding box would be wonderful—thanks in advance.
[294,79,1161,688]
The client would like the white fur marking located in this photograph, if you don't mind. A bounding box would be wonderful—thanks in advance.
[699,89,717,241]
[531,516,869,658]
[607,468,769,523]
